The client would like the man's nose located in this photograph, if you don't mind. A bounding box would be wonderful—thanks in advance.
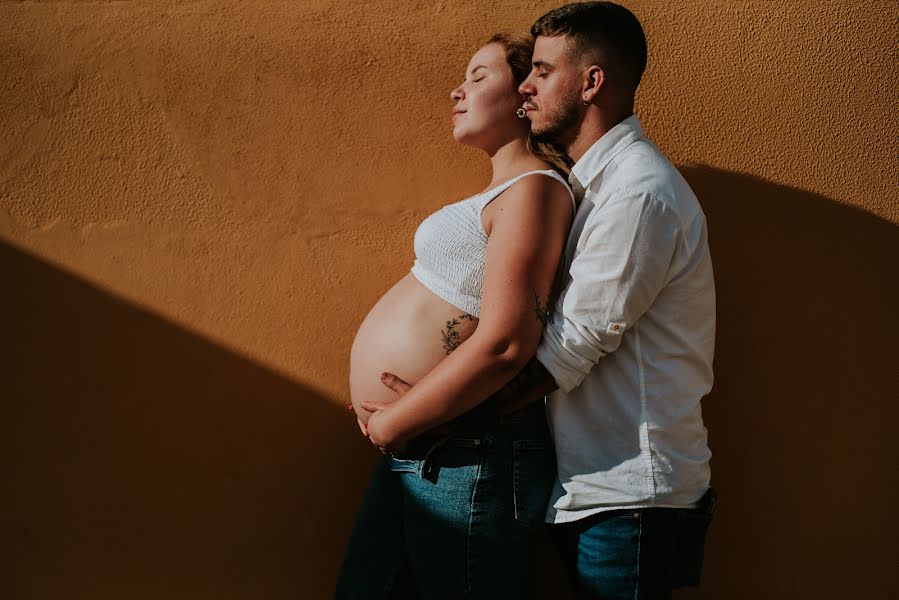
[518,76,534,98]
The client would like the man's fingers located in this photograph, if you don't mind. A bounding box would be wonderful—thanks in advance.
[380,372,412,395]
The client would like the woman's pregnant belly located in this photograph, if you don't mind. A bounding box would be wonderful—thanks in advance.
[350,273,478,425]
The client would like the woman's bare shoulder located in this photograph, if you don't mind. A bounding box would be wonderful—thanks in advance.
[498,170,574,217]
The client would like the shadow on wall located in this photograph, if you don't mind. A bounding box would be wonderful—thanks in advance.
[672,167,897,599]
[534,167,898,600]
[0,241,377,600]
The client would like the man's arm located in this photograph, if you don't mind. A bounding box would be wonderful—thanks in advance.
[533,191,683,392]
[489,356,558,414]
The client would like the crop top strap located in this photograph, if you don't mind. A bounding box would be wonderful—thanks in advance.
[477,169,577,212]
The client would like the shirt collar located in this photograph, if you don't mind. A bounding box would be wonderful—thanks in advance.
[568,114,644,189]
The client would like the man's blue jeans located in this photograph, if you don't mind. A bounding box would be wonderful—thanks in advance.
[335,402,556,599]
[551,489,716,599]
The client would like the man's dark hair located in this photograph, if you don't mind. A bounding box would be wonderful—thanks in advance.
[531,2,647,93]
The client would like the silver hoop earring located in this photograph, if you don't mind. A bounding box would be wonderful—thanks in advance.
[516,108,527,119]
[583,98,590,106]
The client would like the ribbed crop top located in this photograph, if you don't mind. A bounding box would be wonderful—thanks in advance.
[410,169,576,318]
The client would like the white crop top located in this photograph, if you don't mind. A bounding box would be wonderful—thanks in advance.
[410,169,576,317]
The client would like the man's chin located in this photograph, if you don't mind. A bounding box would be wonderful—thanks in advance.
[531,127,561,145]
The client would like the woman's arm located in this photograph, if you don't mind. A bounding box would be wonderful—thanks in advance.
[374,355,559,428]
[365,174,572,449]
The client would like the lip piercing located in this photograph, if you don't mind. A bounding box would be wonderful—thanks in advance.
[516,108,527,118]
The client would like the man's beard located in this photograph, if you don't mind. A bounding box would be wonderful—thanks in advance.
[530,92,582,147]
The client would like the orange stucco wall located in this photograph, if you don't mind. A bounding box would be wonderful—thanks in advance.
[1,1,896,598]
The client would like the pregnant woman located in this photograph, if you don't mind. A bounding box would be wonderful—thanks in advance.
[337,33,575,600]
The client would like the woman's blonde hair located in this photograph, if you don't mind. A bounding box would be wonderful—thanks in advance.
[487,33,573,174]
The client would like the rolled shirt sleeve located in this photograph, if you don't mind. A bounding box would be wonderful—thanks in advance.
[536,191,682,392]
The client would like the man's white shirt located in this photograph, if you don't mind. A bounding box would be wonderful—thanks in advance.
[536,115,716,524]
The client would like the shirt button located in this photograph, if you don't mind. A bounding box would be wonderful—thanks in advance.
[613,324,621,331]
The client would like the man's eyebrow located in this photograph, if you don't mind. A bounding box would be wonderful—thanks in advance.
[532,60,555,69]
[468,65,488,76]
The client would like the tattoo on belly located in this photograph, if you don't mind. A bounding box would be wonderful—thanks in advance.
[441,314,476,354]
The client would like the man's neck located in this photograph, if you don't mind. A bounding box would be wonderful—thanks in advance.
[567,108,634,163]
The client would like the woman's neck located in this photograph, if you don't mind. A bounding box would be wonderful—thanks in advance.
[486,137,545,188]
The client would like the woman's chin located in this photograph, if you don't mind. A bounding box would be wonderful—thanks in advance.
[453,132,491,153]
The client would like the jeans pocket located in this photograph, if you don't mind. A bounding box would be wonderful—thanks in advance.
[386,456,419,474]
[672,509,713,587]
[512,439,555,525]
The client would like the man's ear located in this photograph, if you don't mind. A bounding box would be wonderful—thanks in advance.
[582,65,606,104]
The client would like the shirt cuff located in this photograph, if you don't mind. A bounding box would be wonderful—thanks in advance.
[535,319,603,393]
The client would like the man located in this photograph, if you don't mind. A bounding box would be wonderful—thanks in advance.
[510,3,718,597]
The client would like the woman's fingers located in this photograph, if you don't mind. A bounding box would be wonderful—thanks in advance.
[356,417,368,437]
[360,373,410,414]
[359,400,386,413]
[359,372,410,413]
[380,372,412,395]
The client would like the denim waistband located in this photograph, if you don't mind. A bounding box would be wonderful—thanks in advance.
[455,397,547,430]
[400,401,548,462]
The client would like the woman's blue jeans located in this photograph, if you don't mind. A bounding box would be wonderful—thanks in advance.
[335,402,556,600]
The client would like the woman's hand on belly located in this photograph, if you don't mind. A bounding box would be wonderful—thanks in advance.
[370,372,412,407]
[363,374,414,451]
[365,410,399,452]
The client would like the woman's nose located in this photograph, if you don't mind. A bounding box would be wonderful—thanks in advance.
[450,85,464,101]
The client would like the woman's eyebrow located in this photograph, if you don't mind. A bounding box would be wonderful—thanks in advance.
[468,65,488,76]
